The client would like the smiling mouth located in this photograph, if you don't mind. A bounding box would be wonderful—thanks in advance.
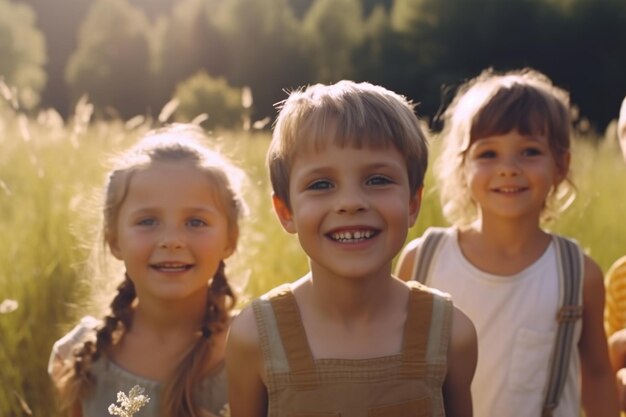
[328,229,378,243]
[150,262,193,272]
[493,187,528,193]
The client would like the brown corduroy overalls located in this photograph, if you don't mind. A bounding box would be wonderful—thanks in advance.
[252,281,452,417]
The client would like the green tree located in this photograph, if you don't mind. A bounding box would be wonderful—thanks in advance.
[65,0,152,118]
[303,0,365,82]
[391,0,573,123]
[288,0,315,19]
[155,0,227,108]
[563,0,626,129]
[215,0,314,120]
[0,0,46,109]
[173,71,246,130]
[352,6,407,87]
[17,0,93,115]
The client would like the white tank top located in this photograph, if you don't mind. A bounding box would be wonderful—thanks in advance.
[419,227,581,417]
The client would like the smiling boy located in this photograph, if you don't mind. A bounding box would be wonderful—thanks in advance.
[226,80,477,417]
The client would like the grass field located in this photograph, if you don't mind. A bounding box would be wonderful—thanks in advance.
[1,102,625,415]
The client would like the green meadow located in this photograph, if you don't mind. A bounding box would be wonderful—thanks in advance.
[1,104,625,415]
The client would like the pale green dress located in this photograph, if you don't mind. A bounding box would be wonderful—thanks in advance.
[48,316,228,417]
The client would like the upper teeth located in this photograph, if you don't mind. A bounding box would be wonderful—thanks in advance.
[331,230,373,241]
[154,263,188,270]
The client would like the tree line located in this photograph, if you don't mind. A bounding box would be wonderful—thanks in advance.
[4,0,626,131]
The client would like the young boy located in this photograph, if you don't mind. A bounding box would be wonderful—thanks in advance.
[226,80,477,417]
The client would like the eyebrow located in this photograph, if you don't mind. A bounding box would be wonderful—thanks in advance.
[128,205,221,215]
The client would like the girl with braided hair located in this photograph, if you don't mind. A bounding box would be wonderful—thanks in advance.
[49,124,247,417]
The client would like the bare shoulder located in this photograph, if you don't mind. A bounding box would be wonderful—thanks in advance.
[228,303,260,349]
[582,253,605,297]
[395,238,419,281]
[226,303,268,417]
[449,306,477,360]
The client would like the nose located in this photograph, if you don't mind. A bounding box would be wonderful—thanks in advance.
[159,225,184,249]
[335,186,369,214]
[498,156,521,177]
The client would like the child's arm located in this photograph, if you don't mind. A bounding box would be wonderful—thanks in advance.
[579,255,620,416]
[609,329,626,410]
[226,306,268,417]
[605,257,626,339]
[608,328,626,372]
[443,306,477,417]
[394,239,419,281]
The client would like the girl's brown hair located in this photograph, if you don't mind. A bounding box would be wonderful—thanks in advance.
[56,124,247,417]
[437,68,574,226]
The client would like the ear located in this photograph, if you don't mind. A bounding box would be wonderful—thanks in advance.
[272,193,296,234]
[555,151,571,185]
[107,232,124,261]
[408,186,423,227]
[222,228,239,260]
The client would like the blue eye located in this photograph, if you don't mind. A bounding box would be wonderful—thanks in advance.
[367,175,393,186]
[137,218,157,226]
[307,180,333,190]
[187,218,208,228]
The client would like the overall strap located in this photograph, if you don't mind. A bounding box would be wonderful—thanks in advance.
[411,228,447,284]
[542,236,584,417]
[268,287,317,390]
[403,282,453,381]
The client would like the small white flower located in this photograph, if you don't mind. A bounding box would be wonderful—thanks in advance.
[220,404,231,417]
[108,385,150,417]
[0,299,18,314]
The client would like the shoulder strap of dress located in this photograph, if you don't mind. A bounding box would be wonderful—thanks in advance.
[542,235,584,417]
[411,227,447,284]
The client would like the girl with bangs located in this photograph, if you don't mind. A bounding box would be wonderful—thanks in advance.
[396,68,618,417]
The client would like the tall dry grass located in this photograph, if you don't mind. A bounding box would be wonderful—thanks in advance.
[1,96,624,415]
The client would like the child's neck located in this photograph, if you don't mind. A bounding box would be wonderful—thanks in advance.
[476,215,545,250]
[295,270,400,322]
[459,217,551,275]
[132,293,206,336]
[292,273,408,359]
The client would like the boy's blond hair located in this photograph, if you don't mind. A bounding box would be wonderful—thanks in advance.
[437,68,574,227]
[268,80,429,207]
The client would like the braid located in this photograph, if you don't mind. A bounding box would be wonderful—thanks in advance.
[202,260,237,337]
[62,276,136,404]
[161,261,236,417]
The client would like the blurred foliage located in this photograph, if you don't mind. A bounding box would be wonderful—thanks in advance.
[11,0,626,130]
[154,0,228,107]
[0,0,46,109]
[65,0,153,118]
[1,89,626,415]
[303,0,365,82]
[213,0,315,120]
[389,0,626,130]
[173,71,247,129]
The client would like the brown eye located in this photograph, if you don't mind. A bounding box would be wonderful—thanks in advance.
[477,150,496,159]
[521,147,542,157]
